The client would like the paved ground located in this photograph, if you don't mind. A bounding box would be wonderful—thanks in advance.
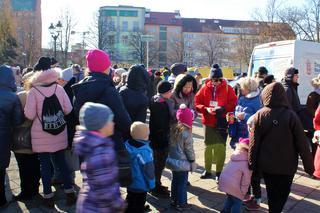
[3,117,320,212]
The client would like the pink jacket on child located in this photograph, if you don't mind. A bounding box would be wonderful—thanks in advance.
[218,149,252,200]
[24,69,72,153]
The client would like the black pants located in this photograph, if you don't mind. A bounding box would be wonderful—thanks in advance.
[263,173,294,213]
[0,169,6,205]
[125,190,147,213]
[248,170,261,198]
[153,148,168,186]
[15,153,41,196]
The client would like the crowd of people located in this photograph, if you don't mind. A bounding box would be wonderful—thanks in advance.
[0,48,319,213]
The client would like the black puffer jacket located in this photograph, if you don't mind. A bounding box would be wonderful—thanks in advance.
[72,72,131,150]
[119,65,150,122]
[249,82,314,176]
[282,79,301,114]
[0,65,23,169]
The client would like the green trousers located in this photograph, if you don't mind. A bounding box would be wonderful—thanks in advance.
[204,126,226,173]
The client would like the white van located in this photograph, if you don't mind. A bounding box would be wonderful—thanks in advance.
[248,40,320,104]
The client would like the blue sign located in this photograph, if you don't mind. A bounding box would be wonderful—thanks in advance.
[11,0,36,11]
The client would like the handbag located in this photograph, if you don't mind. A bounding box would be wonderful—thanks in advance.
[12,120,32,151]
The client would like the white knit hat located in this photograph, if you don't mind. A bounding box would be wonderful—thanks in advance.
[58,68,73,82]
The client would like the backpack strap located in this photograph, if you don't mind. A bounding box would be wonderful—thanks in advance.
[33,86,46,97]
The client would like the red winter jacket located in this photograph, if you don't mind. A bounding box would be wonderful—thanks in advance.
[195,79,237,127]
[313,105,320,178]
[313,105,320,130]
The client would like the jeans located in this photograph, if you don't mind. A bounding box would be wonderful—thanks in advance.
[15,153,40,196]
[263,173,294,213]
[51,150,75,182]
[153,148,169,187]
[38,150,73,197]
[222,194,242,213]
[125,190,147,213]
[0,169,6,205]
[171,171,188,205]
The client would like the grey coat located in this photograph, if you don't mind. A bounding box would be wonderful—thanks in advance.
[0,65,23,169]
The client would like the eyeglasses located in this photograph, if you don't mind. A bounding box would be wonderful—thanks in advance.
[213,78,223,83]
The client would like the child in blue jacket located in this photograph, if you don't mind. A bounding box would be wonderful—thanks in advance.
[125,122,155,213]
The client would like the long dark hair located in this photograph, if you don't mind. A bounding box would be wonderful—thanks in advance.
[174,74,197,98]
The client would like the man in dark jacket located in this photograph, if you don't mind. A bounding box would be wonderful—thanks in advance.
[281,67,301,114]
[0,65,23,208]
[119,64,150,123]
[249,82,314,213]
[72,49,131,150]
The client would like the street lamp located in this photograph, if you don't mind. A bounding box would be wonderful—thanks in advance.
[141,34,154,69]
[48,21,63,59]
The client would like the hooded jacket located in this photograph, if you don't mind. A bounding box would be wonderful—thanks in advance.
[119,65,150,122]
[0,65,23,169]
[24,69,72,153]
[125,139,155,192]
[195,79,237,127]
[218,149,252,199]
[282,78,301,114]
[72,72,131,150]
[249,82,314,176]
[74,131,124,213]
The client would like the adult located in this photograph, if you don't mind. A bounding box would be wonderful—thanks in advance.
[313,106,320,179]
[172,74,198,119]
[256,66,268,90]
[153,71,162,95]
[24,57,75,208]
[72,49,131,150]
[119,64,150,122]
[0,65,23,208]
[71,64,84,83]
[281,67,301,114]
[195,64,237,181]
[12,71,41,202]
[168,63,187,85]
[249,82,314,213]
[231,77,261,148]
[113,68,126,86]
[262,75,275,88]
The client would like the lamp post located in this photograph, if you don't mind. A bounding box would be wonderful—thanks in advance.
[48,21,63,59]
[141,34,154,69]
[71,31,90,65]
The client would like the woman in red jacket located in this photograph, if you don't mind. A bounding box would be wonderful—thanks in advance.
[195,64,237,181]
[313,105,320,178]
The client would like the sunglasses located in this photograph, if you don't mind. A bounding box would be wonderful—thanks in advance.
[213,78,223,83]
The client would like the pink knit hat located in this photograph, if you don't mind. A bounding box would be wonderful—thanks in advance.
[238,138,250,149]
[176,104,193,128]
[86,49,111,73]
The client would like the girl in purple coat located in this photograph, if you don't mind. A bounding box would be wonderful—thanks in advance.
[74,102,125,213]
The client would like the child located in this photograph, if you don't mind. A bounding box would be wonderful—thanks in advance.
[149,80,174,197]
[74,102,125,213]
[218,138,252,213]
[125,122,155,213]
[166,104,197,211]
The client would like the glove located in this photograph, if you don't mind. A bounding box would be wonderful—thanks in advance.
[190,162,198,173]
[215,106,225,114]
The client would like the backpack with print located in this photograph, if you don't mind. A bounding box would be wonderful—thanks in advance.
[34,84,66,135]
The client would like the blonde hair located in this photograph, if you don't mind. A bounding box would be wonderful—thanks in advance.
[171,123,190,144]
[311,74,320,88]
[22,72,34,91]
[239,77,259,92]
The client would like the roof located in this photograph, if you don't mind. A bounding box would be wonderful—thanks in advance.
[145,11,182,26]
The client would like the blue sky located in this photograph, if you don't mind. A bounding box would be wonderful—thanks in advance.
[42,0,302,47]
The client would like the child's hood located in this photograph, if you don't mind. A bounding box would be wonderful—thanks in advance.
[125,139,151,154]
[73,130,113,157]
[230,149,248,162]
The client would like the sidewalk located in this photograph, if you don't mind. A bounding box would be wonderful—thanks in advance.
[3,118,320,212]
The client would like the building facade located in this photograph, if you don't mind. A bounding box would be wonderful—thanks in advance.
[99,5,145,63]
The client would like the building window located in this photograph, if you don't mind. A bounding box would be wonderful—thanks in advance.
[102,10,117,16]
[159,31,167,40]
[133,21,139,31]
[159,52,167,63]
[122,21,128,31]
[11,0,36,11]
[147,27,157,33]
[119,10,138,17]
[107,35,115,45]
[107,20,116,31]
[160,26,167,31]
[159,41,167,51]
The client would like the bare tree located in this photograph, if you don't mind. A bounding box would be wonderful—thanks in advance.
[59,8,77,67]
[197,32,227,66]
[167,33,184,64]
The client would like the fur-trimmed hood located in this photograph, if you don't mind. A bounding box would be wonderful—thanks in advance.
[30,69,59,86]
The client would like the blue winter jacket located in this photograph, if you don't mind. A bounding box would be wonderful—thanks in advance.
[125,139,155,192]
[72,72,131,150]
[119,65,150,122]
[233,90,261,138]
[0,65,23,169]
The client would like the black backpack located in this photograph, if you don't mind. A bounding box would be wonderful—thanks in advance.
[34,84,66,135]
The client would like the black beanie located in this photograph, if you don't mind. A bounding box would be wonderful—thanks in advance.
[263,74,275,85]
[285,67,299,80]
[51,57,58,66]
[34,57,51,71]
[157,80,172,94]
[209,64,223,79]
[258,66,268,76]
[170,63,187,76]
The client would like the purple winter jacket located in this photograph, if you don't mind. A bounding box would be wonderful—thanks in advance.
[74,130,124,213]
